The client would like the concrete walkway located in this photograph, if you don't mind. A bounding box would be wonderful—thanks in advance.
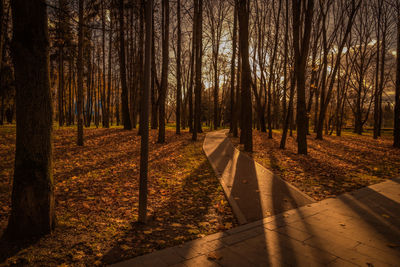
[203,130,314,224]
[112,179,400,266]
[111,131,400,266]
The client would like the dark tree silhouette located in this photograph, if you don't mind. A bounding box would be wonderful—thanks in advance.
[5,0,55,239]
[237,0,252,152]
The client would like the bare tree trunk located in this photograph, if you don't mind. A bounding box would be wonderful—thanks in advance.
[150,12,158,129]
[106,3,112,128]
[292,0,314,155]
[188,18,195,133]
[158,0,169,143]
[6,0,55,239]
[176,0,182,134]
[394,7,400,148]
[119,0,132,130]
[229,3,237,134]
[237,0,252,152]
[139,0,152,224]
[192,0,203,141]
[77,0,84,146]
[373,0,382,139]
[58,47,64,127]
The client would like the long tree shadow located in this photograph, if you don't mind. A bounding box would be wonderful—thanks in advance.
[101,139,237,265]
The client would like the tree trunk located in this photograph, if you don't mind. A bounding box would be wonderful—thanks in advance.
[292,0,314,155]
[237,0,252,152]
[176,0,182,134]
[373,1,381,139]
[139,0,152,223]
[106,3,112,128]
[280,73,295,149]
[150,12,158,130]
[119,0,132,130]
[58,47,64,127]
[192,0,203,141]
[229,4,237,134]
[77,0,84,146]
[158,0,169,143]
[6,0,55,239]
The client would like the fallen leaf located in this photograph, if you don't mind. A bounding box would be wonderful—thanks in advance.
[207,252,222,261]
[120,245,132,251]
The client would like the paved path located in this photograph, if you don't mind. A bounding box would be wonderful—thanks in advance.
[203,130,314,224]
[111,179,400,266]
[111,131,400,266]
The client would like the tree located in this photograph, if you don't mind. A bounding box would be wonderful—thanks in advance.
[158,0,169,143]
[394,2,400,148]
[77,0,84,146]
[139,0,152,223]
[192,0,203,141]
[206,0,227,130]
[0,0,4,126]
[292,0,314,155]
[176,0,182,134]
[266,0,282,139]
[237,0,252,152]
[315,0,361,139]
[5,0,55,239]
[229,2,237,134]
[118,0,132,130]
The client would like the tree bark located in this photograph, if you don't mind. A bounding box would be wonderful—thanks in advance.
[176,0,182,134]
[192,0,203,141]
[237,0,252,152]
[158,0,169,143]
[139,0,152,224]
[394,7,400,148]
[292,0,314,155]
[77,0,84,146]
[229,4,237,134]
[119,0,132,130]
[6,0,55,239]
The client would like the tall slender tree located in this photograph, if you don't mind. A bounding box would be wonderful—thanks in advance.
[119,0,132,130]
[139,0,152,223]
[176,0,182,134]
[158,0,169,143]
[237,0,252,152]
[192,0,203,141]
[292,0,314,155]
[394,2,400,148]
[229,3,237,134]
[77,0,84,146]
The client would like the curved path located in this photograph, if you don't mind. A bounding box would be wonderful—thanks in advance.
[112,130,400,266]
[203,129,314,224]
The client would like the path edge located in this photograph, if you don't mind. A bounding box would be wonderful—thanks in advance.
[202,132,248,225]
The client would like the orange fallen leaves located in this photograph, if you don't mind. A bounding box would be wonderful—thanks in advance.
[230,130,400,201]
[0,127,237,266]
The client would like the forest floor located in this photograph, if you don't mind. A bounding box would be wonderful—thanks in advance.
[0,125,237,266]
[229,129,400,201]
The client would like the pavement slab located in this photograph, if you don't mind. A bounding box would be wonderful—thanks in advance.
[110,130,400,267]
